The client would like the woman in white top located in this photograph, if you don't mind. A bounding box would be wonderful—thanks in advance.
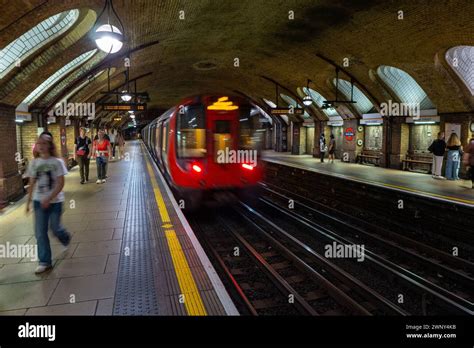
[26,133,71,274]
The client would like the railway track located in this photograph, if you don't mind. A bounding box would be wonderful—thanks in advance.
[248,182,473,315]
[189,208,407,316]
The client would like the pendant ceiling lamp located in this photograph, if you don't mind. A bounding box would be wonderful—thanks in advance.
[92,0,125,54]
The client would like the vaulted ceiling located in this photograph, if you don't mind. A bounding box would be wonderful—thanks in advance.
[1,0,474,127]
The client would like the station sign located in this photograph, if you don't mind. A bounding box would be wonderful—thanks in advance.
[16,112,32,122]
[344,127,355,141]
[360,118,383,125]
[328,120,343,126]
[270,108,304,115]
[101,103,146,112]
[406,116,440,124]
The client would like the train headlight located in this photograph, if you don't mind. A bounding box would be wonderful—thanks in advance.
[192,164,202,173]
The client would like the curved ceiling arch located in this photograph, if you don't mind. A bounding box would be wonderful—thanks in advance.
[0,9,79,79]
[333,78,375,115]
[22,49,97,107]
[445,46,474,96]
[377,65,435,109]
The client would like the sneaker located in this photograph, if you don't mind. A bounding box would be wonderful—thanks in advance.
[80,180,85,184]
[35,264,52,274]
[96,179,101,184]
[102,179,106,183]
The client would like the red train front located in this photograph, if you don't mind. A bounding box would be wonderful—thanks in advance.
[142,95,264,208]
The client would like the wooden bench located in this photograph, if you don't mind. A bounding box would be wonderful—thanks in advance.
[357,150,382,166]
[402,153,432,173]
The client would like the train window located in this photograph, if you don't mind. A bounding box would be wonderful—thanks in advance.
[239,105,262,150]
[162,122,168,153]
[176,104,206,158]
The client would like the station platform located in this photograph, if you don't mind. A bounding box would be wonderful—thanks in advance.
[262,151,474,207]
[0,141,238,316]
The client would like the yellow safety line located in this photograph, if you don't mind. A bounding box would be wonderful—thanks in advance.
[143,148,207,316]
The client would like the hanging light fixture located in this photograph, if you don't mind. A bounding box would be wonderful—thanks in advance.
[121,90,131,102]
[303,79,314,106]
[92,0,125,54]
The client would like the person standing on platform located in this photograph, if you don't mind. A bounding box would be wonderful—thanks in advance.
[74,127,92,184]
[91,129,112,184]
[428,131,446,179]
[445,133,462,180]
[116,130,125,160]
[26,133,71,274]
[463,136,474,188]
[109,129,117,160]
[328,134,336,163]
[319,133,327,163]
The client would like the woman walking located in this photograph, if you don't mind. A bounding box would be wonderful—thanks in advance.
[116,130,125,160]
[74,127,92,184]
[445,133,462,180]
[91,129,112,184]
[26,133,71,274]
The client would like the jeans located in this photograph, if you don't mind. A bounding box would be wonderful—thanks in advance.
[77,155,90,181]
[34,201,70,266]
[111,143,116,157]
[432,155,444,176]
[96,156,108,179]
[445,150,460,180]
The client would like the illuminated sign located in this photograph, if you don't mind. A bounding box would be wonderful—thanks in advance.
[207,96,239,111]
[270,108,304,115]
[16,112,32,122]
[102,103,146,112]
[113,117,122,121]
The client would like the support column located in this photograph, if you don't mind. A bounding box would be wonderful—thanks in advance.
[387,117,408,169]
[313,121,322,157]
[342,119,360,162]
[0,104,24,208]
[274,118,288,152]
[291,121,303,155]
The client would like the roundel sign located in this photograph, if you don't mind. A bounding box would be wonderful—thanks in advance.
[344,127,355,141]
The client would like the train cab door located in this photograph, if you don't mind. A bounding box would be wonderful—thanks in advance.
[206,109,239,176]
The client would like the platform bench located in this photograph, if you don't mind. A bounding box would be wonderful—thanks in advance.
[402,154,432,173]
[357,152,382,166]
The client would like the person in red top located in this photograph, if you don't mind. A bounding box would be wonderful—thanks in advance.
[91,128,112,184]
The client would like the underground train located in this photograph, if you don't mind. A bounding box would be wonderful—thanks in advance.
[142,95,265,209]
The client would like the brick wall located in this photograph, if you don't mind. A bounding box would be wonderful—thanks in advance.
[0,103,23,207]
[66,125,75,157]
[19,114,39,162]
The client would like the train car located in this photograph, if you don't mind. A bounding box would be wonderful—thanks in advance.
[142,95,265,209]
